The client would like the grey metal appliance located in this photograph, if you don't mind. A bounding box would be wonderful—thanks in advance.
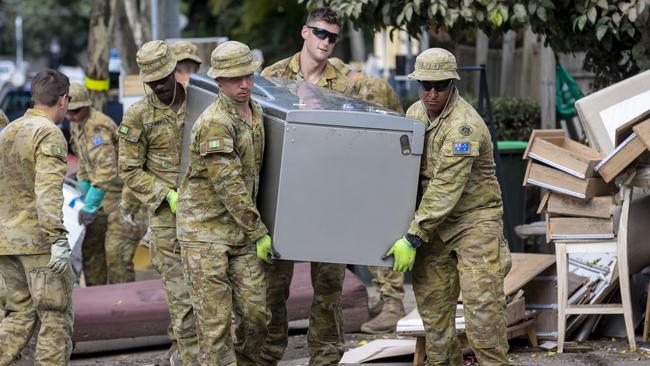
[184,74,425,266]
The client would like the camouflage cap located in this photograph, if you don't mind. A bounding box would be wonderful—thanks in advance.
[68,82,92,110]
[136,40,177,83]
[207,41,261,79]
[170,41,202,64]
[408,48,460,81]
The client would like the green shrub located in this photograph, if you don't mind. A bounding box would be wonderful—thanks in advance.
[487,97,541,141]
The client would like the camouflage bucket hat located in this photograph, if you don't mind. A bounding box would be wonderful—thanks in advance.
[408,48,461,81]
[170,41,202,64]
[136,40,177,83]
[207,41,261,79]
[68,82,92,110]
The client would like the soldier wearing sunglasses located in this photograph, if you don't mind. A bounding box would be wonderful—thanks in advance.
[385,48,513,365]
[259,7,353,366]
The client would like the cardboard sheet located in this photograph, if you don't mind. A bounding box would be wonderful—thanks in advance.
[339,339,416,364]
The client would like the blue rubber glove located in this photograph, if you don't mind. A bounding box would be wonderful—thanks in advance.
[384,237,417,272]
[79,186,105,225]
[166,190,178,214]
[77,180,91,199]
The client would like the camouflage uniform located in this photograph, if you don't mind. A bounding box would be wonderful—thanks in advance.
[0,108,75,365]
[69,83,142,285]
[355,74,403,113]
[118,41,200,366]
[178,41,269,366]
[405,48,512,366]
[0,109,9,129]
[259,52,353,365]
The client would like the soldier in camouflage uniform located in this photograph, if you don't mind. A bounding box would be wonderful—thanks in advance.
[259,8,353,366]
[178,40,271,366]
[329,57,403,114]
[118,41,200,366]
[329,57,407,333]
[67,83,143,284]
[385,48,513,366]
[170,41,203,84]
[0,109,9,129]
[0,69,75,365]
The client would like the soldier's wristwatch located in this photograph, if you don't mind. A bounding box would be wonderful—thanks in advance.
[405,233,423,249]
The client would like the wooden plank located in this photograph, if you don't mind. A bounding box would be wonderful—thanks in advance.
[565,304,624,314]
[537,191,551,214]
[596,134,646,183]
[614,111,650,146]
[525,162,612,199]
[632,117,650,150]
[546,193,612,219]
[548,217,614,240]
[506,296,526,326]
[504,253,556,296]
[527,137,603,178]
[524,129,565,159]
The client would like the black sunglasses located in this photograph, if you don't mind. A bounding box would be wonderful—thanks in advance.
[306,25,340,44]
[67,108,82,115]
[418,80,453,92]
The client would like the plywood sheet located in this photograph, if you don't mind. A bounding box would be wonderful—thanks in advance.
[504,253,556,296]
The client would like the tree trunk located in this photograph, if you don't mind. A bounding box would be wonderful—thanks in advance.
[124,0,144,46]
[348,21,365,62]
[499,30,516,97]
[86,0,112,111]
[112,0,139,75]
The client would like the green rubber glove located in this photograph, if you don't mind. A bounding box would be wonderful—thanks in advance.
[77,180,91,199]
[166,189,178,214]
[256,234,274,264]
[385,237,417,272]
[79,186,105,225]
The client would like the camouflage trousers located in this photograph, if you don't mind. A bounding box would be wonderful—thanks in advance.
[259,260,345,366]
[148,211,200,366]
[0,254,75,366]
[413,221,513,366]
[368,266,404,302]
[181,241,269,366]
[82,194,146,285]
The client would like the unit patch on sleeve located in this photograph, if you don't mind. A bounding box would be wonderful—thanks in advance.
[119,125,129,135]
[458,125,473,136]
[453,142,470,155]
[92,136,104,147]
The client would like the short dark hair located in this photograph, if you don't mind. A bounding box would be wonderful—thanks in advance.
[31,69,70,107]
[307,7,341,28]
[175,60,200,74]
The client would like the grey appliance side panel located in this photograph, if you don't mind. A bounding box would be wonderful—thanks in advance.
[181,83,218,183]
[258,114,286,238]
[271,123,421,266]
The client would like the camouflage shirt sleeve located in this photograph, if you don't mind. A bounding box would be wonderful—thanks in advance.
[70,134,89,181]
[0,109,8,129]
[386,85,404,114]
[407,124,480,242]
[87,125,118,192]
[34,125,68,244]
[118,105,171,210]
[198,118,268,241]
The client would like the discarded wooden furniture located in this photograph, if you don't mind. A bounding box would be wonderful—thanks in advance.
[410,315,538,366]
[554,185,636,353]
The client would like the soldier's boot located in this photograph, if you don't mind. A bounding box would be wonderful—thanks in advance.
[360,299,405,334]
[368,298,384,318]
[157,343,177,366]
